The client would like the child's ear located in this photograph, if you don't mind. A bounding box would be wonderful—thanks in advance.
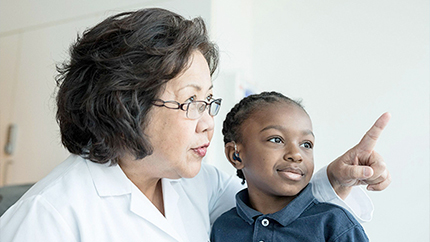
[225,142,244,169]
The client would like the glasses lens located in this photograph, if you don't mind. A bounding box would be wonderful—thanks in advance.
[209,99,221,116]
[187,102,206,119]
[186,99,221,119]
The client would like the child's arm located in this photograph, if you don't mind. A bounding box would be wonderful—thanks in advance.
[326,112,391,199]
[311,166,373,223]
[311,113,391,223]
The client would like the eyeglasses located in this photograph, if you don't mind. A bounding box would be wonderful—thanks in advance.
[152,98,222,120]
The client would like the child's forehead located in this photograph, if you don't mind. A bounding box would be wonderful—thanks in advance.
[250,101,304,117]
[244,102,312,129]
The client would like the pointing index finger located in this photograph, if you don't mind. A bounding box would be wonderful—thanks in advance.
[357,112,391,152]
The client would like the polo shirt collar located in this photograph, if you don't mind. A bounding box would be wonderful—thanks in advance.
[235,184,316,227]
[236,189,263,225]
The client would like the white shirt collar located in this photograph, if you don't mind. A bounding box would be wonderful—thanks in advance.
[85,158,186,241]
[85,159,132,197]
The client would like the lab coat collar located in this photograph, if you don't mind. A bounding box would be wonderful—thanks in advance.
[129,179,185,242]
[86,158,185,241]
[85,159,133,197]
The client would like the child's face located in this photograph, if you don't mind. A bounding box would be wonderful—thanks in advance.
[239,102,314,198]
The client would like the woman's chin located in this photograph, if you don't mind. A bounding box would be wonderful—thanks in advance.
[181,160,203,178]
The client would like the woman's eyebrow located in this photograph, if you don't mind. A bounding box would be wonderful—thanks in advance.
[178,83,213,92]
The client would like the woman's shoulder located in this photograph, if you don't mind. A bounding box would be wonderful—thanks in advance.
[175,163,243,220]
[180,163,242,193]
[15,155,93,206]
[180,163,227,185]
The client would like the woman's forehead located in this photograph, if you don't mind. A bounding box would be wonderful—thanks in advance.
[161,51,213,98]
[162,79,213,98]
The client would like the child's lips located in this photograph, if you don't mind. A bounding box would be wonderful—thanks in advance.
[277,167,304,181]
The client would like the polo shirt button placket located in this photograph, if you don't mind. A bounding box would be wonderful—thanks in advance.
[261,218,269,227]
[258,218,270,242]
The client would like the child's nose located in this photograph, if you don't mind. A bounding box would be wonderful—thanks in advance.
[284,145,303,162]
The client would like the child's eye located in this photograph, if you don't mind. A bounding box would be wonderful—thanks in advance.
[268,137,283,144]
[300,141,313,149]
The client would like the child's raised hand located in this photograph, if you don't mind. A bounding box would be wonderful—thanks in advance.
[326,112,392,200]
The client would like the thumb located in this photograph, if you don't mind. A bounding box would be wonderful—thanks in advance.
[346,165,374,180]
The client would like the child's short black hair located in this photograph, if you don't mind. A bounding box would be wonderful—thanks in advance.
[222,91,306,184]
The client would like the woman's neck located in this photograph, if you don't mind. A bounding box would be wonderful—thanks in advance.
[118,155,165,216]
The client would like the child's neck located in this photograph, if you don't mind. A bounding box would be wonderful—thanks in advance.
[247,187,297,215]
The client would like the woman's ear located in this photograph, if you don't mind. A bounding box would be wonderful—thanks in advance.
[225,142,244,169]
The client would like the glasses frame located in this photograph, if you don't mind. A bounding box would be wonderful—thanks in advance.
[152,98,222,120]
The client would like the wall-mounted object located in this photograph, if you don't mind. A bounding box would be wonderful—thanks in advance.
[4,124,17,155]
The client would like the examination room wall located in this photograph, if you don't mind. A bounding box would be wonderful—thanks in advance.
[208,1,429,241]
[1,0,429,241]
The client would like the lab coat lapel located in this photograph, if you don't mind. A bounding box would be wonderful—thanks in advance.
[163,179,189,242]
[129,180,184,242]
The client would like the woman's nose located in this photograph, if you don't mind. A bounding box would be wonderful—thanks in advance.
[196,108,214,133]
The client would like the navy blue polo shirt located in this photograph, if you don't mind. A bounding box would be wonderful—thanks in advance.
[210,184,369,242]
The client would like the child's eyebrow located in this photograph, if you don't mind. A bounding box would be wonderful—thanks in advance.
[260,125,315,137]
[260,125,284,133]
[303,130,315,138]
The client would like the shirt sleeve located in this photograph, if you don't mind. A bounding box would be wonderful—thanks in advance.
[310,165,374,223]
[333,225,370,242]
[0,195,77,242]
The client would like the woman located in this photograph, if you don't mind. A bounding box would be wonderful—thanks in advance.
[0,8,390,242]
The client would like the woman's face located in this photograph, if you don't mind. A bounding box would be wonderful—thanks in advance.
[239,102,315,199]
[144,50,215,179]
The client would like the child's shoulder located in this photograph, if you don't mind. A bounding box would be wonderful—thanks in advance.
[313,200,357,217]
[295,200,369,241]
[301,200,364,232]
[213,207,241,226]
[211,207,251,241]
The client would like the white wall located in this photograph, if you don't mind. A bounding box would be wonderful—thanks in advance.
[210,1,429,241]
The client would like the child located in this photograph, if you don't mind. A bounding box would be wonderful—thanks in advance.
[210,91,369,242]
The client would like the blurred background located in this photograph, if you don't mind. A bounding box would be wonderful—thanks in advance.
[0,0,428,241]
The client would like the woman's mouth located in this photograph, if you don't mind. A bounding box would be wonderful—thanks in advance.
[277,167,304,181]
[192,143,210,157]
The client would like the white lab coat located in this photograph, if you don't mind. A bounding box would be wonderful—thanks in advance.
[0,154,372,241]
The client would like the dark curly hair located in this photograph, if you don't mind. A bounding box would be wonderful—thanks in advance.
[222,91,306,184]
[56,8,219,164]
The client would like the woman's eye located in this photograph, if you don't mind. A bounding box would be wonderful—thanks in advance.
[206,94,213,102]
[268,137,283,144]
[186,95,196,102]
[300,142,313,149]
